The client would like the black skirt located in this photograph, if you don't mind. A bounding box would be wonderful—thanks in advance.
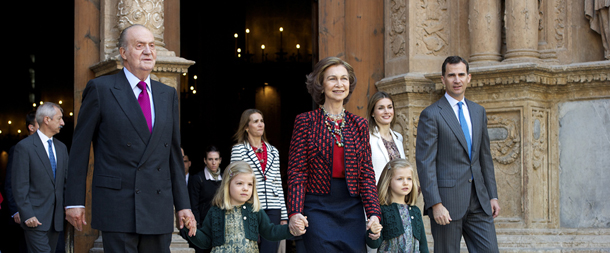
[296,178,367,252]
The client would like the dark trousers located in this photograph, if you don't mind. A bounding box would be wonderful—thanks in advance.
[430,183,499,253]
[259,208,282,253]
[102,231,172,253]
[23,228,60,253]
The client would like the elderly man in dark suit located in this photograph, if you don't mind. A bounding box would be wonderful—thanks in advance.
[416,56,501,252]
[12,102,67,253]
[65,24,196,253]
[4,111,38,253]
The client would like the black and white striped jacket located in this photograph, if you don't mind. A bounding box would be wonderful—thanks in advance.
[231,142,288,220]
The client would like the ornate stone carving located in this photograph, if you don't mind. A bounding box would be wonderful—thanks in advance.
[117,0,166,48]
[389,0,406,57]
[487,110,523,223]
[415,0,448,56]
[531,108,550,223]
[554,0,566,48]
[393,112,410,159]
[585,0,610,59]
[488,114,521,165]
[532,109,548,170]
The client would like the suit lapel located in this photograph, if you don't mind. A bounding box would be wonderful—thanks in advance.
[244,143,264,176]
[110,72,150,144]
[373,131,390,161]
[466,99,481,156]
[32,135,56,185]
[265,142,276,172]
[54,141,65,185]
[438,97,470,156]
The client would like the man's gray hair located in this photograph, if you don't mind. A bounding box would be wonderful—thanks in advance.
[36,102,63,125]
[117,24,147,64]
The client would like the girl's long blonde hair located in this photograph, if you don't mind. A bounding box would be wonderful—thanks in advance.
[212,161,261,211]
[377,159,420,206]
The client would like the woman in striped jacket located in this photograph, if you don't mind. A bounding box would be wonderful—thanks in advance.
[231,109,288,253]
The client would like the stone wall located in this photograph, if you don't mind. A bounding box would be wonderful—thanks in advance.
[379,0,610,251]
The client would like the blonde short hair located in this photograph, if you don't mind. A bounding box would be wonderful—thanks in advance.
[212,161,261,211]
[377,159,420,206]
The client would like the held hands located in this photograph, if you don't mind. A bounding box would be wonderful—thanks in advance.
[65,207,87,231]
[24,216,42,228]
[288,213,309,236]
[367,216,382,240]
[181,217,198,237]
[177,209,197,237]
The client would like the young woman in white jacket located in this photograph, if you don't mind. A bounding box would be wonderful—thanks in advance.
[367,91,406,183]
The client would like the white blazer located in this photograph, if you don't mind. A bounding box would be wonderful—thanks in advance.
[369,127,406,183]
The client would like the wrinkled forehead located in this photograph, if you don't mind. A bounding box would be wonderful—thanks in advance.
[127,26,155,44]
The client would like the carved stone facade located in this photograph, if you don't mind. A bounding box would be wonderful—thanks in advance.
[380,0,610,251]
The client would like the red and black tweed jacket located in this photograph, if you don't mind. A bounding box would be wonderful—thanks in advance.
[287,108,381,219]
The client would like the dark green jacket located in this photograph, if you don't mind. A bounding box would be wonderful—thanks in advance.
[366,203,429,253]
[181,203,293,249]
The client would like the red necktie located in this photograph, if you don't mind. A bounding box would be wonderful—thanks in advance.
[137,81,153,133]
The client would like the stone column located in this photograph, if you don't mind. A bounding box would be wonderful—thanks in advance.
[504,0,540,62]
[469,0,502,63]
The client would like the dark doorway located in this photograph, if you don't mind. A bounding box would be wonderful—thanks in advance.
[179,0,315,176]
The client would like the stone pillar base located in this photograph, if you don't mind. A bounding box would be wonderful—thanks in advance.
[470,53,503,64]
[503,49,541,63]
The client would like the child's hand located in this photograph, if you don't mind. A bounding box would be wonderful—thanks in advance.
[369,220,382,234]
[182,217,197,237]
[367,216,382,240]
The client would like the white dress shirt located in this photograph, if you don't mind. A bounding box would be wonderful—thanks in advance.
[444,93,472,138]
[124,68,155,127]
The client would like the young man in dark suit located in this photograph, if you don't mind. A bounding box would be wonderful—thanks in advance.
[416,56,501,252]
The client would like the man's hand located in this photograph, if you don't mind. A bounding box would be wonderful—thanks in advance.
[25,216,42,228]
[490,199,501,218]
[432,203,452,225]
[13,212,21,224]
[177,209,197,237]
[65,207,87,231]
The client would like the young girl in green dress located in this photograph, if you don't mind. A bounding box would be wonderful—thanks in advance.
[181,161,305,253]
[366,159,429,253]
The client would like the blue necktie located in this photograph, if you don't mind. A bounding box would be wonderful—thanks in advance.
[458,102,472,160]
[47,139,56,179]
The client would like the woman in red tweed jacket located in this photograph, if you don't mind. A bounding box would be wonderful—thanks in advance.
[287,57,382,252]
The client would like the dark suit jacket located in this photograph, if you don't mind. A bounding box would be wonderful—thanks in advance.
[12,133,68,232]
[187,170,221,228]
[415,96,498,219]
[287,108,381,219]
[65,70,190,234]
